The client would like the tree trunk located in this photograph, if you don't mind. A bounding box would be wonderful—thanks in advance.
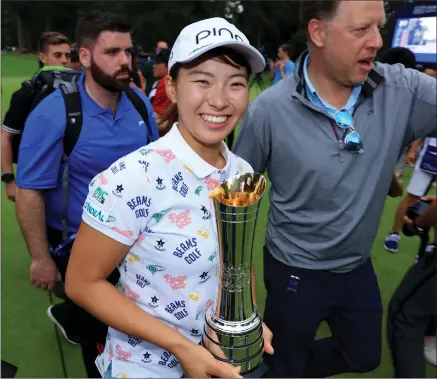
[24,19,31,53]
[16,12,24,51]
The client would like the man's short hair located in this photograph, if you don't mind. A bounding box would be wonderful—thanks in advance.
[39,32,71,53]
[299,0,340,36]
[75,11,132,48]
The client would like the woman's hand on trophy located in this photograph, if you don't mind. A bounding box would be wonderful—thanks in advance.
[262,322,274,355]
[204,329,227,360]
[173,341,242,378]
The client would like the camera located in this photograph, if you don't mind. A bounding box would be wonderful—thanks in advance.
[402,199,431,236]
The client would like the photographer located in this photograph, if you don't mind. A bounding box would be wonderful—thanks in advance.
[387,196,436,377]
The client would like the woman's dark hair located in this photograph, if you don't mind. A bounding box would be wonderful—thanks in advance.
[158,47,252,134]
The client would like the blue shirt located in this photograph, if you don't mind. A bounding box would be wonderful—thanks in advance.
[16,73,159,234]
[273,60,296,85]
[303,54,362,116]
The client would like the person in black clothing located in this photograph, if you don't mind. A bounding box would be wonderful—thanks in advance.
[387,196,437,377]
[1,32,72,202]
[1,33,77,347]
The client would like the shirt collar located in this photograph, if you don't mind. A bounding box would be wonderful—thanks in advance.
[303,53,364,100]
[163,123,231,179]
[303,53,317,97]
[295,50,384,99]
[78,72,131,118]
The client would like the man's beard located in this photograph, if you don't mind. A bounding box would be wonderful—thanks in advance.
[90,57,132,92]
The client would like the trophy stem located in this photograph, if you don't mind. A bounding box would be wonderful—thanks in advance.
[204,173,267,375]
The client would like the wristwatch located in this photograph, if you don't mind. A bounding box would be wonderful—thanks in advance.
[1,173,15,183]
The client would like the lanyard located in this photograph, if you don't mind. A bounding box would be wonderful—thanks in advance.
[49,233,77,257]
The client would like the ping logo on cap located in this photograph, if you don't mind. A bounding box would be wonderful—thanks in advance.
[195,27,244,45]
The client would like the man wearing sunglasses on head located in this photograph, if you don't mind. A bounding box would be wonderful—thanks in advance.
[233,1,436,378]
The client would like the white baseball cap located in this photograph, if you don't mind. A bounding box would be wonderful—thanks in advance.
[168,17,266,74]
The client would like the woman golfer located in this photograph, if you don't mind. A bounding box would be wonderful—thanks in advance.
[66,17,273,378]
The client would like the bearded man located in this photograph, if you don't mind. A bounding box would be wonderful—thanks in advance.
[15,11,159,378]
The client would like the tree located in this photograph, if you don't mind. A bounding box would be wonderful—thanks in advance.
[2,1,79,51]
[1,0,410,55]
[238,1,299,58]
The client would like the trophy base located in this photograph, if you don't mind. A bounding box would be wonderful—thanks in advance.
[211,361,268,379]
[203,308,266,376]
[242,361,269,378]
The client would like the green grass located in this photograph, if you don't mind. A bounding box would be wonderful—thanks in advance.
[1,53,41,78]
[1,53,89,378]
[1,53,435,378]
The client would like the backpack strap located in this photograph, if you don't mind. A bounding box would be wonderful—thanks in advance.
[61,82,83,157]
[56,85,151,241]
[59,82,82,241]
[52,70,78,93]
[21,79,33,92]
[125,87,156,144]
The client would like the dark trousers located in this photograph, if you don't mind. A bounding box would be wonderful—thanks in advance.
[47,228,119,378]
[387,252,436,378]
[263,248,383,378]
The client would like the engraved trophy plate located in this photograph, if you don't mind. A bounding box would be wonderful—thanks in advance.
[202,173,267,377]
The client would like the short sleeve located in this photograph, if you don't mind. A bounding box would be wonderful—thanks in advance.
[131,87,160,141]
[15,91,65,189]
[82,154,154,246]
[284,61,296,77]
[2,85,34,135]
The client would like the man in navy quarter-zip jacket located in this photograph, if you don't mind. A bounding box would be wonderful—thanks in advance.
[233,1,436,377]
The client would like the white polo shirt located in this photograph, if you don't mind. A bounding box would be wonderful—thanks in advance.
[82,123,253,378]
